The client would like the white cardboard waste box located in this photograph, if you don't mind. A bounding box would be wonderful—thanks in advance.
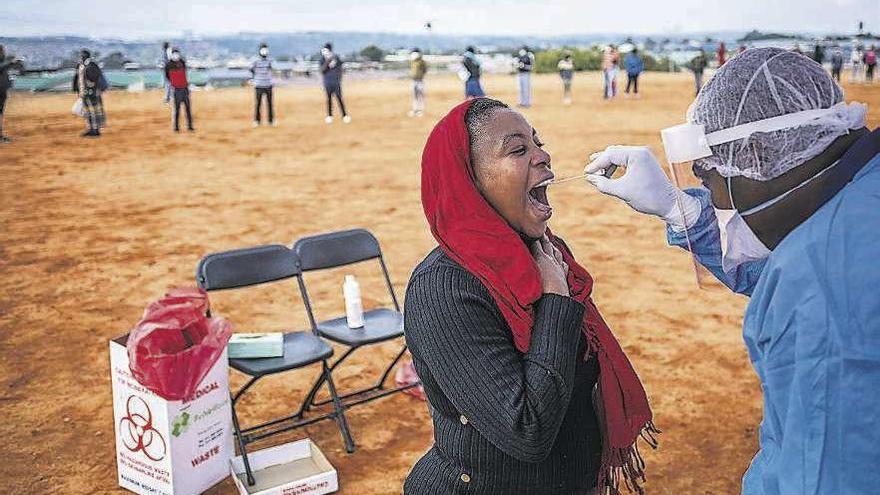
[110,334,234,495]
[230,438,338,495]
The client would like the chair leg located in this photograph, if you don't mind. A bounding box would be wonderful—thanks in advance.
[300,347,356,413]
[230,393,256,486]
[322,360,356,453]
[375,344,409,390]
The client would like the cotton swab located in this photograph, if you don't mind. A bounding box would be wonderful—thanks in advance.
[548,173,589,186]
[549,165,618,186]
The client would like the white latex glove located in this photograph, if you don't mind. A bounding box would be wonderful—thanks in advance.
[583,145,701,231]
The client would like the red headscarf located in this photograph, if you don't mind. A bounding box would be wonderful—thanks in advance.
[421,100,658,494]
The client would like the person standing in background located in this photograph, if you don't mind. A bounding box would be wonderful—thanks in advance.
[610,45,620,98]
[830,44,844,82]
[813,42,825,65]
[320,43,350,124]
[864,45,876,84]
[0,44,18,144]
[516,45,534,108]
[408,48,427,117]
[624,47,644,98]
[251,43,275,127]
[557,52,574,105]
[161,41,172,104]
[689,48,708,96]
[717,41,727,66]
[462,46,485,99]
[72,49,106,138]
[601,46,615,100]
[850,44,864,83]
[164,48,194,132]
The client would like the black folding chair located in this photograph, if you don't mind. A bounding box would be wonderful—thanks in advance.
[293,229,419,414]
[195,244,355,487]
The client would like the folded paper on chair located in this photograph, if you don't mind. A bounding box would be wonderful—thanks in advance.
[128,287,233,401]
[228,333,284,359]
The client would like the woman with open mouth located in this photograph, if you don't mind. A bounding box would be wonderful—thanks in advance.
[403,98,657,494]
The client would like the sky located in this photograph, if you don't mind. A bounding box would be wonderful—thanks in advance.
[1,0,877,38]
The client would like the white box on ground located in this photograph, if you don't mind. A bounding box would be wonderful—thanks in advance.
[110,334,234,495]
[230,439,338,495]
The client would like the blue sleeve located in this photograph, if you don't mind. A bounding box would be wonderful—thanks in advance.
[666,187,765,296]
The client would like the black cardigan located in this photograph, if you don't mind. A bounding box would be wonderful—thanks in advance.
[403,248,602,495]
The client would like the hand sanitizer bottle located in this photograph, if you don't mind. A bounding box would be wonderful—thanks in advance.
[344,275,365,328]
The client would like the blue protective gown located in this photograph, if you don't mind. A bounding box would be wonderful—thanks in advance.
[666,129,880,495]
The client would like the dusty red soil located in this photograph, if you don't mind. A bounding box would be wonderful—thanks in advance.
[1,72,877,494]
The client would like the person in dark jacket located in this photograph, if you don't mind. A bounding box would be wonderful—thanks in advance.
[689,48,708,96]
[161,41,172,103]
[406,97,657,495]
[463,46,485,99]
[164,48,194,132]
[813,42,825,65]
[72,49,106,137]
[516,45,534,107]
[0,44,19,143]
[623,47,644,98]
[830,44,844,82]
[320,43,350,124]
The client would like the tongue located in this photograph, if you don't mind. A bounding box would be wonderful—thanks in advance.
[531,187,549,206]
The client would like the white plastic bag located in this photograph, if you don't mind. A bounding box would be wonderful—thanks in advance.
[71,99,84,117]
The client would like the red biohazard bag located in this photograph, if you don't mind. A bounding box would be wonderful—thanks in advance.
[127,287,232,401]
[394,358,426,401]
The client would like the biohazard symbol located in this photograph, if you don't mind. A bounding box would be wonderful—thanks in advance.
[119,395,167,461]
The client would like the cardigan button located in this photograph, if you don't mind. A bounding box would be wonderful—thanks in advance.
[460,473,471,483]
[459,415,469,425]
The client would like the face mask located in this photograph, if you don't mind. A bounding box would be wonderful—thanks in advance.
[713,154,840,273]
[321,48,332,58]
[714,206,771,273]
[171,53,181,61]
[259,48,268,57]
[519,49,526,56]
[410,51,420,61]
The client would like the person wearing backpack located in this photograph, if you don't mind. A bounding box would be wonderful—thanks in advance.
[864,45,876,84]
[72,49,106,138]
[408,48,427,117]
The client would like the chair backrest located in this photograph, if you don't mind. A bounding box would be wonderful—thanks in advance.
[293,229,381,272]
[292,229,400,317]
[196,244,300,291]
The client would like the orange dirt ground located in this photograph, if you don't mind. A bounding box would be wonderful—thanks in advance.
[1,72,878,495]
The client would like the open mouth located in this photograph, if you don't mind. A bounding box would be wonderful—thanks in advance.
[527,177,554,217]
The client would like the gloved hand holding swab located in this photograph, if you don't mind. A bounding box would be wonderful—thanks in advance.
[548,158,616,186]
[582,145,701,231]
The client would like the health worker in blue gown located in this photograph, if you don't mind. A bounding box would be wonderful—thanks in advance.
[583,47,880,495]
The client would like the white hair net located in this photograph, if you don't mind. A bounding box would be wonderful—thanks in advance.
[688,47,867,181]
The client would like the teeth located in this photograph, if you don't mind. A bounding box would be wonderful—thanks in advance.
[534,178,554,188]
